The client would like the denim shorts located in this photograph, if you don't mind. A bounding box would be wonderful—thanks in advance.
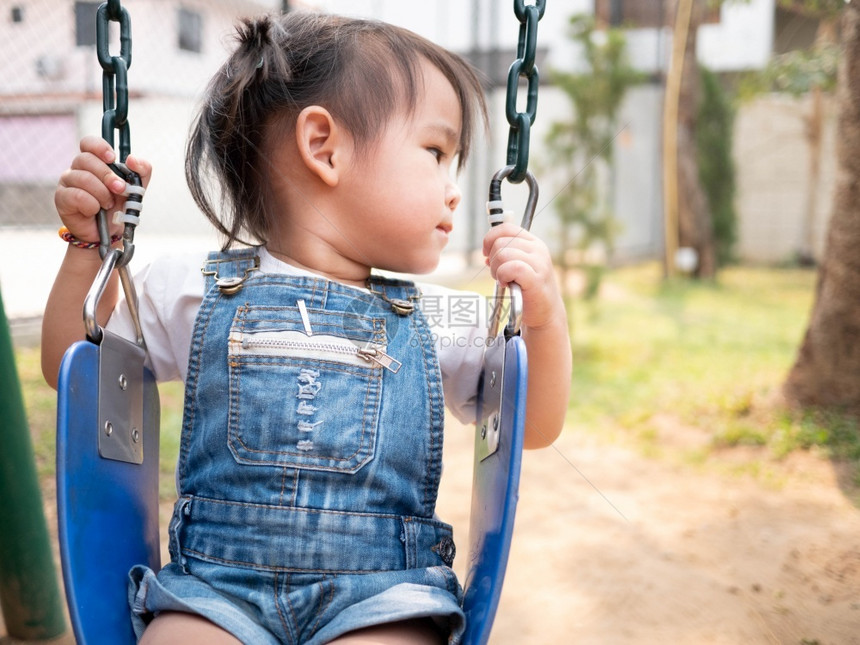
[129,559,465,643]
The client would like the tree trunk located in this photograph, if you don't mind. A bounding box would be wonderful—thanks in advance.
[799,85,822,265]
[675,0,716,278]
[799,19,837,265]
[784,4,860,413]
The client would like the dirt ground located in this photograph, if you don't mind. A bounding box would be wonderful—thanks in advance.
[3,417,859,645]
[437,419,860,645]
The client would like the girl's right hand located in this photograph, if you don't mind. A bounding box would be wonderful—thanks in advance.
[55,135,153,244]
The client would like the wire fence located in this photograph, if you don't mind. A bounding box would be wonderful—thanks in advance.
[1,1,678,268]
[0,0,284,231]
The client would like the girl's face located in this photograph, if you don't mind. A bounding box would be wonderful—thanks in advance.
[334,59,464,276]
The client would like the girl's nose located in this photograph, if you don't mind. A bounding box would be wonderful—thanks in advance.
[446,179,461,212]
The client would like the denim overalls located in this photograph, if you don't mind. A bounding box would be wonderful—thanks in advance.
[129,249,465,643]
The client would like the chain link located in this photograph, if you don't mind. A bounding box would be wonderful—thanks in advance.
[94,0,141,267]
[97,0,132,160]
[505,0,545,184]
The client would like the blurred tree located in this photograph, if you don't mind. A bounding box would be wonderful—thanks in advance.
[543,15,642,301]
[696,64,737,267]
[601,0,729,277]
[784,1,860,414]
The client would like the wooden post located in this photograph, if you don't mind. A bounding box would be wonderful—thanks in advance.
[662,0,694,278]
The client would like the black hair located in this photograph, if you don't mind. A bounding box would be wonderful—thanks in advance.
[186,11,488,248]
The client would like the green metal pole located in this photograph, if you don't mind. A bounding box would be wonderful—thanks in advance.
[0,288,66,639]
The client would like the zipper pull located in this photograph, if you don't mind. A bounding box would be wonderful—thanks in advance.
[358,347,402,373]
[297,299,314,336]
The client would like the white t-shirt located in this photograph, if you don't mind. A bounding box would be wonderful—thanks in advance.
[106,248,490,424]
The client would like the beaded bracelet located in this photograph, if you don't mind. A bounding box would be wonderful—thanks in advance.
[59,226,122,249]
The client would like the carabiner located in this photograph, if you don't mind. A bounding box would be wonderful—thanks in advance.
[97,162,144,269]
[485,165,539,340]
[86,161,146,347]
[83,248,145,348]
[487,165,539,231]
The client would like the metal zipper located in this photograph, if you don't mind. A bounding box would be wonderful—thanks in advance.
[234,333,401,373]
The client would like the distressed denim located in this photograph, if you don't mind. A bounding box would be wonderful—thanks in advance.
[130,248,464,643]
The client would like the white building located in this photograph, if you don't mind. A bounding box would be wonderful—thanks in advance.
[0,0,829,319]
[314,0,815,265]
[0,0,277,236]
[590,0,831,264]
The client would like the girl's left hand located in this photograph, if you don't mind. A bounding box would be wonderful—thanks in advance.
[482,222,564,331]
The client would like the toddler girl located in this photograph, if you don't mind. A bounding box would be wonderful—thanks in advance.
[44,11,571,644]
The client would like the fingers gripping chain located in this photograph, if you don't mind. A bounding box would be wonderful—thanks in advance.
[87,0,146,345]
[111,163,145,230]
[95,0,143,270]
[486,167,539,340]
[97,164,144,269]
[485,2,544,341]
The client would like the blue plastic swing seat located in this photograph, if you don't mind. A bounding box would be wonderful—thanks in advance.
[462,334,527,645]
[56,333,526,645]
[56,337,161,645]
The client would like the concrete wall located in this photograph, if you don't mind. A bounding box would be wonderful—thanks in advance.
[611,83,664,262]
[733,94,837,264]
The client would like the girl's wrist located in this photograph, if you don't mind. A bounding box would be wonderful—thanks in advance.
[58,226,122,249]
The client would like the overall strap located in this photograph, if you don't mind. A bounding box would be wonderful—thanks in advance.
[200,248,261,294]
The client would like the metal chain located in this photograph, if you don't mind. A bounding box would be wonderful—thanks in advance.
[488,0,545,215]
[505,0,545,184]
[82,0,146,343]
[95,0,142,267]
[485,1,545,340]
[97,0,132,161]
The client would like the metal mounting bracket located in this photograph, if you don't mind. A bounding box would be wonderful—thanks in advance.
[476,338,507,462]
[97,330,145,464]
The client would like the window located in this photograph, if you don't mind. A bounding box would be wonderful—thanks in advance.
[74,2,100,46]
[178,8,202,53]
[773,6,821,55]
[595,0,720,28]
[10,6,23,23]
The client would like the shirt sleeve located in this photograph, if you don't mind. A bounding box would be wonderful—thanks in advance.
[418,282,492,426]
[105,253,207,383]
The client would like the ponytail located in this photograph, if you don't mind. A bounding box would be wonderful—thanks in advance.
[186,12,488,250]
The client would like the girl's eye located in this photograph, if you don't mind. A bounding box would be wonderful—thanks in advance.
[428,147,445,161]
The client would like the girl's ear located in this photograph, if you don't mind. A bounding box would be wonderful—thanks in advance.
[295,106,347,187]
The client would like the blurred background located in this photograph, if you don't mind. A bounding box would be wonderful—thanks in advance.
[0,0,838,324]
[3,1,860,643]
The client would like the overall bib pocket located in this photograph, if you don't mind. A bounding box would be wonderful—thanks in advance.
[227,304,393,473]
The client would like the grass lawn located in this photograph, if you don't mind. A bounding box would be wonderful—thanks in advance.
[12,262,860,500]
[567,263,860,488]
